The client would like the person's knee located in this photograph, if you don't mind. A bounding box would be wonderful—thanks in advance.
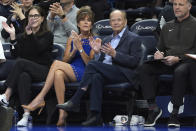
[51,60,60,66]
[18,72,30,80]
[54,70,64,79]
[51,60,64,70]
[174,64,189,76]
[93,73,102,79]
[92,73,104,83]
[85,61,98,71]
[14,58,26,68]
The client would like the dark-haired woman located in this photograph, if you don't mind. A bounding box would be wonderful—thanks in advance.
[0,6,53,126]
[22,6,100,126]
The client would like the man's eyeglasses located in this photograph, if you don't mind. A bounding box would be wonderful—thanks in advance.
[28,14,41,19]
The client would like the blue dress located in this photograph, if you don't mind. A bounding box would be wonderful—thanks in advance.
[70,38,92,81]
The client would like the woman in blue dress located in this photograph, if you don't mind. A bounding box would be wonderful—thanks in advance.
[22,6,101,126]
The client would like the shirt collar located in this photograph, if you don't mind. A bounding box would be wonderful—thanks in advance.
[175,15,191,23]
[112,27,126,38]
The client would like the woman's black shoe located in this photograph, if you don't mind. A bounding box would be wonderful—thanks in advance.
[56,101,80,112]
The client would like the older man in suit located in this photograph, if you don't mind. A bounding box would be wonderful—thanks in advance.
[57,9,142,126]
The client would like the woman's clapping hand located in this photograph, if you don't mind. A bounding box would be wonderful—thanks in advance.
[89,37,102,54]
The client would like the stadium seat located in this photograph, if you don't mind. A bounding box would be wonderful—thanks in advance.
[92,19,113,39]
[130,19,158,61]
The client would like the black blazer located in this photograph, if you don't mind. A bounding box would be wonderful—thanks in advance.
[99,27,142,82]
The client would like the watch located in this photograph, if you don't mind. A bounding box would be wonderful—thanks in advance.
[79,49,83,53]
[60,14,66,19]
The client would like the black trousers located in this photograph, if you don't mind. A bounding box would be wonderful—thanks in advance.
[79,61,129,112]
[139,62,194,107]
[5,58,49,105]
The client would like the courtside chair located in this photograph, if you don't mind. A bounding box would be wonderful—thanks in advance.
[129,19,159,109]
[92,19,113,40]
[130,19,158,61]
[130,19,174,93]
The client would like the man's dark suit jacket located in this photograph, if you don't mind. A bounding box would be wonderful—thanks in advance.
[98,27,142,82]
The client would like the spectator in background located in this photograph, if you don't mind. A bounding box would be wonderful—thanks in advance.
[47,0,78,48]
[156,0,175,35]
[22,6,97,126]
[34,0,59,14]
[1,0,34,41]
[75,0,110,22]
[0,0,15,18]
[0,6,53,127]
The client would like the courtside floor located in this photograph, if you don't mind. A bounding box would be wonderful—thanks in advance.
[10,125,196,131]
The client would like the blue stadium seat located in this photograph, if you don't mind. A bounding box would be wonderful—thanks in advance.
[130,19,174,94]
[130,19,158,61]
[2,43,15,59]
[92,19,113,39]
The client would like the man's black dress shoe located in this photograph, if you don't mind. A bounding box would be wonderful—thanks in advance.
[81,114,102,126]
[56,101,80,112]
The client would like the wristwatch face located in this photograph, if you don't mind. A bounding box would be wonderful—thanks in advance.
[61,14,66,19]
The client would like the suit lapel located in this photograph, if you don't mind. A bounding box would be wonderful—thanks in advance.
[115,27,128,49]
[98,36,113,61]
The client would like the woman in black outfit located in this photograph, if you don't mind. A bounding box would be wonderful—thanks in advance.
[0,6,53,126]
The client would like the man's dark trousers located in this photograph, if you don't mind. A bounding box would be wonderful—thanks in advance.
[80,61,129,112]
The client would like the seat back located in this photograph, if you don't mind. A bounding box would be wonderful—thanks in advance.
[52,44,64,61]
[130,19,158,61]
[2,43,65,61]
[2,43,14,59]
[92,19,113,39]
